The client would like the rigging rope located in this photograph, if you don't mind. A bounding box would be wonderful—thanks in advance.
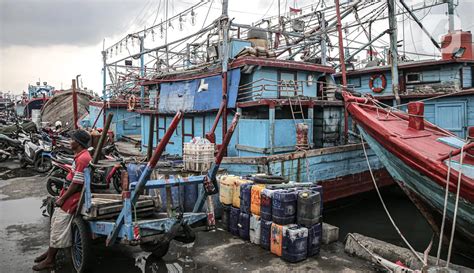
[446,143,466,268]
[436,152,452,265]
[359,132,426,265]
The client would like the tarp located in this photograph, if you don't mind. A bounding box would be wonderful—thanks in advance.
[158,68,240,113]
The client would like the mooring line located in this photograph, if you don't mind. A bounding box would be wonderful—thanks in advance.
[359,132,426,266]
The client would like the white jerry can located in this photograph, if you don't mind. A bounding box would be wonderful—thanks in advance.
[249,214,261,245]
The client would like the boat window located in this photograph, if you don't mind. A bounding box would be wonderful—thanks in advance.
[406,73,422,83]
[347,77,361,88]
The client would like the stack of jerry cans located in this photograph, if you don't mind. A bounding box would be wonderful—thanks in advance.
[249,214,261,244]
[219,175,236,231]
[297,188,323,257]
[238,183,253,240]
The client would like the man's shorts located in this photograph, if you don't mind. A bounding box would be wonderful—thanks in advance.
[50,207,73,248]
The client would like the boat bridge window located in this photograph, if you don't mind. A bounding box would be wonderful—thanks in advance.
[347,77,361,88]
[406,73,422,84]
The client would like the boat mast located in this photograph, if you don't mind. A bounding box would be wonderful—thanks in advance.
[221,0,229,153]
[387,0,400,106]
[334,0,347,86]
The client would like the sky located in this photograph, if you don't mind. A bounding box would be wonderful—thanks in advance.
[1,0,473,95]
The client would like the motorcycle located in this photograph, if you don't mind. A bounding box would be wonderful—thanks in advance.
[18,134,53,173]
[46,144,123,196]
[0,132,28,162]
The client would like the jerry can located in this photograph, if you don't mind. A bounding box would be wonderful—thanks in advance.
[250,184,265,216]
[270,223,284,256]
[310,185,323,211]
[221,204,231,231]
[219,175,237,205]
[232,178,252,208]
[272,190,297,225]
[297,190,321,227]
[240,183,253,214]
[282,225,308,263]
[307,223,322,257]
[260,219,272,250]
[249,214,261,245]
[229,206,240,236]
[260,189,278,221]
[238,212,251,240]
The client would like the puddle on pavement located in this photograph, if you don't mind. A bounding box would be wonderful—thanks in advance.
[0,197,44,229]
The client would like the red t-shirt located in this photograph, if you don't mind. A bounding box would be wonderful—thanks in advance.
[60,149,92,214]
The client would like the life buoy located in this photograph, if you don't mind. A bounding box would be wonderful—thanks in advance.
[369,73,387,93]
[128,95,137,111]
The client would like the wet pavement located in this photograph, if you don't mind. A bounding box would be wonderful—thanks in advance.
[0,160,380,273]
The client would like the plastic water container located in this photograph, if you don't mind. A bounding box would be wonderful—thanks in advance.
[250,184,265,216]
[249,214,261,245]
[307,223,322,257]
[272,190,297,225]
[240,183,253,214]
[260,189,278,221]
[260,219,272,250]
[232,178,252,208]
[219,175,237,205]
[183,183,198,212]
[282,225,308,263]
[297,190,321,227]
[221,204,231,231]
[238,212,251,240]
[229,207,240,236]
[126,163,147,183]
[270,223,284,256]
[311,185,323,212]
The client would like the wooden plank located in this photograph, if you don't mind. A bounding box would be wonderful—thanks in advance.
[82,207,155,221]
[96,200,155,215]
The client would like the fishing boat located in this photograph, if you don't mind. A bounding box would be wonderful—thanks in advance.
[344,91,474,258]
[23,81,55,118]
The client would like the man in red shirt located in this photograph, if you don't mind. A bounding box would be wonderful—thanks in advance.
[33,129,92,271]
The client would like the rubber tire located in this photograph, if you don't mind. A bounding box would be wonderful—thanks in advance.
[252,175,288,184]
[71,217,92,273]
[34,157,52,173]
[19,157,28,169]
[112,169,122,194]
[46,170,65,196]
[140,241,170,258]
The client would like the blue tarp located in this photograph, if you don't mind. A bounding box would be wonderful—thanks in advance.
[158,68,240,113]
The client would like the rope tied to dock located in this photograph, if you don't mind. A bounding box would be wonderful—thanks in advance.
[359,132,426,266]
[436,152,452,266]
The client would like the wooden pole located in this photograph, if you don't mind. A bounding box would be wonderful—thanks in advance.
[72,79,79,129]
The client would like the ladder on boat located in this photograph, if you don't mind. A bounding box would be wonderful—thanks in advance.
[288,96,310,150]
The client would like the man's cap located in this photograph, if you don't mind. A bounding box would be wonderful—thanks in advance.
[71,129,91,148]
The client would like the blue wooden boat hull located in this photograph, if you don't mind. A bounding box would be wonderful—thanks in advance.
[359,125,474,258]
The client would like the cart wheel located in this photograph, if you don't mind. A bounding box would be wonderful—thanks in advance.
[140,241,170,258]
[46,176,63,196]
[112,169,122,193]
[71,217,92,273]
[34,157,52,173]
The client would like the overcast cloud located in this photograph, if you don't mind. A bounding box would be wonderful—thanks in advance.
[0,0,151,47]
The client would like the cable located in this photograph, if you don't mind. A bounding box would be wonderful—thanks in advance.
[436,152,452,265]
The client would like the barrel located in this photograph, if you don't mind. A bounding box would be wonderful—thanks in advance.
[219,175,237,205]
[126,163,146,183]
[260,189,278,221]
[282,225,308,263]
[238,212,251,240]
[260,219,272,250]
[183,183,198,212]
[232,178,252,208]
[250,184,265,216]
[240,183,253,214]
[272,190,297,225]
[229,207,240,236]
[249,214,261,245]
[221,204,231,231]
[307,223,322,257]
[270,223,284,256]
[297,190,321,227]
